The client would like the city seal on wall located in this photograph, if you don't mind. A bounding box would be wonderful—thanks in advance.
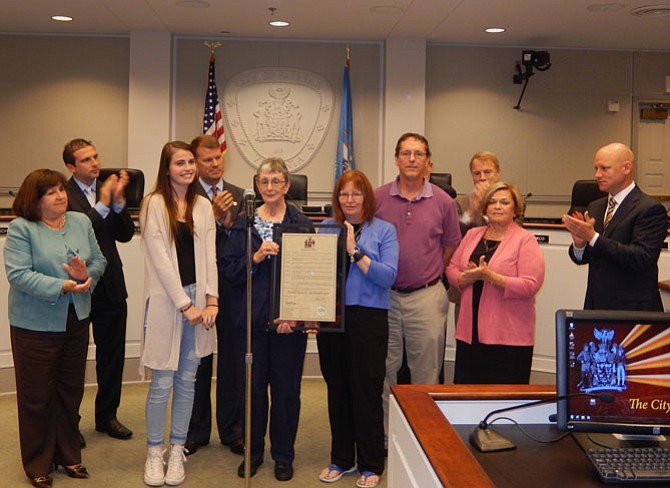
[223,67,335,172]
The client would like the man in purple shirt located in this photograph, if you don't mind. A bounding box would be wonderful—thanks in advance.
[375,133,461,427]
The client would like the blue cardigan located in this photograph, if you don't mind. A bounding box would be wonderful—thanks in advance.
[323,217,398,310]
[4,211,107,332]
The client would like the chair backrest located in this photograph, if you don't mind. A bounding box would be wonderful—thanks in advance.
[430,172,452,188]
[568,179,606,214]
[99,168,145,210]
[253,173,308,209]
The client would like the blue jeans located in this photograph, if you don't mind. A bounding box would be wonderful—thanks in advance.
[145,284,200,446]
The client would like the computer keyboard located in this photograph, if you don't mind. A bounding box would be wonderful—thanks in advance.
[587,447,670,483]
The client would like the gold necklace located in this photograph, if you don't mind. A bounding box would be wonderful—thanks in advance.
[43,214,66,231]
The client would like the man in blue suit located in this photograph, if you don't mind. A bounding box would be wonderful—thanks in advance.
[563,142,667,311]
[63,138,135,443]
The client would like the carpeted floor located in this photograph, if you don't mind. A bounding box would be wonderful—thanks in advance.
[0,378,386,488]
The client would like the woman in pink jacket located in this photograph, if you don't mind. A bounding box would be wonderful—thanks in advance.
[446,182,544,384]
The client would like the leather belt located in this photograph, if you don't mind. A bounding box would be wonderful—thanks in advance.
[391,276,441,294]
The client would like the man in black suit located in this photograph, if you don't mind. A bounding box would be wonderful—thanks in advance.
[563,142,667,311]
[184,135,245,456]
[63,138,135,442]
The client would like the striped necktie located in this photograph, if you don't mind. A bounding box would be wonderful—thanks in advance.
[604,196,617,229]
[211,185,219,201]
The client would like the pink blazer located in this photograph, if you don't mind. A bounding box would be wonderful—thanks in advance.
[446,223,545,346]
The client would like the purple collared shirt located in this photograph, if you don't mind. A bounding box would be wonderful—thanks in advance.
[375,177,461,288]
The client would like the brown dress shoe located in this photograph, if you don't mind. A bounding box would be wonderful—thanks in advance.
[58,464,90,479]
[95,418,133,439]
[30,475,53,488]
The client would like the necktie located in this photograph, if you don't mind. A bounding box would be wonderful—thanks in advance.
[604,196,617,229]
[211,185,219,201]
[85,186,96,206]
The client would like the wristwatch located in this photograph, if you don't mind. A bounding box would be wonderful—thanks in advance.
[350,247,365,263]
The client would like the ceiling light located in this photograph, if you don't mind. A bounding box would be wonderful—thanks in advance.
[51,15,73,22]
[630,4,670,16]
[485,27,506,33]
[268,7,290,27]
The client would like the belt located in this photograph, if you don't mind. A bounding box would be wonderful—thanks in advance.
[391,276,441,294]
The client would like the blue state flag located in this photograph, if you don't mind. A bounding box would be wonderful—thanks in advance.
[335,64,355,182]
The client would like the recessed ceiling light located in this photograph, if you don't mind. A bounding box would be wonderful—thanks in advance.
[630,4,670,16]
[51,15,73,22]
[485,27,506,33]
[269,20,290,27]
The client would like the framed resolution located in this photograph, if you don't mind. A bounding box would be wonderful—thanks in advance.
[270,222,346,332]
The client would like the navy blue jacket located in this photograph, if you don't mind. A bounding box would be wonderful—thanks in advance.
[220,205,312,331]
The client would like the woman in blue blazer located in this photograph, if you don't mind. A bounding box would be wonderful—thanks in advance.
[4,169,106,488]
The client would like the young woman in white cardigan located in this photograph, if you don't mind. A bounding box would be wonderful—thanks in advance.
[139,141,218,486]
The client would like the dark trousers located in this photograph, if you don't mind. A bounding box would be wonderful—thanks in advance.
[317,306,388,475]
[454,339,533,384]
[11,307,90,478]
[188,315,242,444]
[234,327,307,464]
[90,295,127,426]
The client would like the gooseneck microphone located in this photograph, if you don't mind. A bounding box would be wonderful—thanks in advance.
[470,392,614,452]
[243,188,255,226]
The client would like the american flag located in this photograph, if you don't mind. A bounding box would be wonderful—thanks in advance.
[202,53,226,153]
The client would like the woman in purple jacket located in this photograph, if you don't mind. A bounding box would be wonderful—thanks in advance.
[446,182,544,384]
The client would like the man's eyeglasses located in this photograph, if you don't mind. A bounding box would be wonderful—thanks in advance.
[398,150,427,159]
[257,178,286,187]
[338,192,364,200]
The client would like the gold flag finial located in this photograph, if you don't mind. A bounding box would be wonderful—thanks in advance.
[204,41,222,61]
[345,44,351,68]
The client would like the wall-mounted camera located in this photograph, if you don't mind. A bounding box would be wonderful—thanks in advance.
[513,50,552,109]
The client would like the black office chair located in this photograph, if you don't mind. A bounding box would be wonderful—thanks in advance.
[99,168,145,210]
[254,173,308,209]
[568,179,606,214]
[429,172,457,198]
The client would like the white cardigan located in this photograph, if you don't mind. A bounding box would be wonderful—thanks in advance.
[139,193,218,372]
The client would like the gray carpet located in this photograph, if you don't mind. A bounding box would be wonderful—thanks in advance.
[0,378,387,487]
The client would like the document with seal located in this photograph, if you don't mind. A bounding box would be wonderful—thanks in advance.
[280,232,337,321]
[270,222,346,331]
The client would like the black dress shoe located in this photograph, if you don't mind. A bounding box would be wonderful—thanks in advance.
[229,438,244,455]
[30,475,53,488]
[274,461,294,481]
[237,458,263,478]
[95,418,133,439]
[56,464,89,479]
[78,430,86,448]
[184,438,209,456]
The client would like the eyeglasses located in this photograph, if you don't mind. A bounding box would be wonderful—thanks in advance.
[257,178,286,187]
[398,150,427,159]
[338,192,364,200]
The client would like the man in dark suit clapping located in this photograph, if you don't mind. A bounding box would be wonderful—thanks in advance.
[63,138,135,443]
[563,142,667,311]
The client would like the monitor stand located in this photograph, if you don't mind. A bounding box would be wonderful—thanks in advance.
[573,432,668,450]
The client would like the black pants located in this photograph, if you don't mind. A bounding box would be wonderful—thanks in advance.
[90,295,127,426]
[188,315,242,444]
[234,327,307,464]
[317,306,388,475]
[454,339,533,384]
[11,307,89,478]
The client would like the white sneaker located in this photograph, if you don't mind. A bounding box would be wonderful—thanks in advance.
[144,446,166,486]
[165,444,186,486]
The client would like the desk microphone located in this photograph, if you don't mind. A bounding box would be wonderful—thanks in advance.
[243,189,255,224]
[470,392,614,452]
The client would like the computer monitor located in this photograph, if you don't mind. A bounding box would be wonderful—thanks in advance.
[556,309,670,438]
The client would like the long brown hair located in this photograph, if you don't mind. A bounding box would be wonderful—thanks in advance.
[142,141,198,242]
[331,170,376,224]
